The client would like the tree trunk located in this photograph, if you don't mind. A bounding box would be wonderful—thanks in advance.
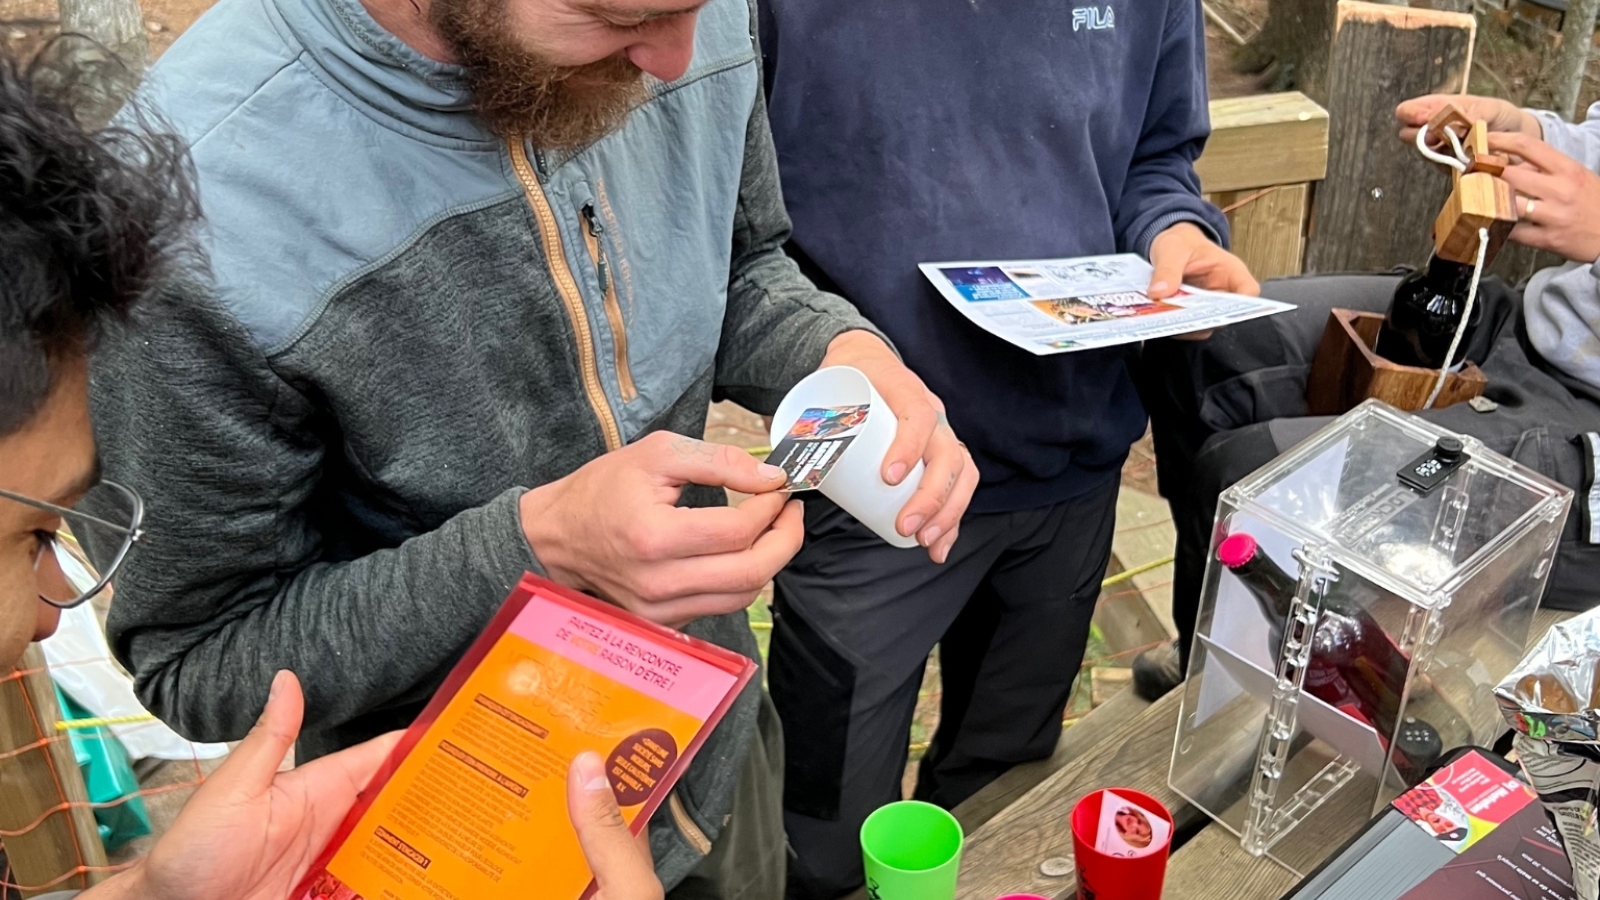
[1549,0,1599,120]
[1306,2,1477,273]
[1242,0,1339,102]
[54,0,150,127]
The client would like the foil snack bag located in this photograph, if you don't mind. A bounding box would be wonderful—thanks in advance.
[1496,607,1600,900]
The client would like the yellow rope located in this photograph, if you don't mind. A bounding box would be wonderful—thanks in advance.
[1099,554,1175,587]
[55,713,157,731]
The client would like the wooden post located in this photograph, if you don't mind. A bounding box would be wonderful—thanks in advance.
[1304,2,1476,274]
[1195,92,1329,281]
[0,646,108,897]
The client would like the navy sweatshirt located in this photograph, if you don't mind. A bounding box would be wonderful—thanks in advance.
[759,0,1229,513]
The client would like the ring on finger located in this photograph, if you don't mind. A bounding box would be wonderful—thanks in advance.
[1525,198,1538,219]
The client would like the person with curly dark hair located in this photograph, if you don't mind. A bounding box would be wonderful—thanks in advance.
[0,46,661,900]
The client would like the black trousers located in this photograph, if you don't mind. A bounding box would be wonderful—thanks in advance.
[1138,273,1600,669]
[769,482,1120,900]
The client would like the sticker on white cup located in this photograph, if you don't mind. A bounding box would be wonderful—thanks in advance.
[768,368,924,548]
[1095,792,1171,858]
[765,405,870,492]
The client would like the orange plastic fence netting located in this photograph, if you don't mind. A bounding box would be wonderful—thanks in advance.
[1,655,211,895]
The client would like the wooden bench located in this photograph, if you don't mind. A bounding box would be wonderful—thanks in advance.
[954,607,1574,900]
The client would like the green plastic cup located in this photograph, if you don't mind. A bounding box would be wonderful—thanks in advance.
[860,800,965,900]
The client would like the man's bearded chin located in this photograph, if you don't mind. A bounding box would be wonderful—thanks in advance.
[433,0,648,149]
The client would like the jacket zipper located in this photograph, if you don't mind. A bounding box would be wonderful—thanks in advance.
[669,791,713,856]
[513,145,706,861]
[581,202,638,403]
[508,140,624,451]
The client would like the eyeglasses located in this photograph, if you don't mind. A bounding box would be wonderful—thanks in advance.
[0,481,145,609]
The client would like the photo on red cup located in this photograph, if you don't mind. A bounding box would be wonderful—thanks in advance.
[1070,788,1173,900]
[1095,791,1171,859]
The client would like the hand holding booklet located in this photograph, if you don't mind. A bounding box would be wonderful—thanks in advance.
[290,574,756,900]
[919,253,1293,355]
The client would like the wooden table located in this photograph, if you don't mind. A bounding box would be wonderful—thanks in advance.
[952,607,1574,900]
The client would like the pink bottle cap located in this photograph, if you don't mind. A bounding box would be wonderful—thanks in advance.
[1217,533,1258,569]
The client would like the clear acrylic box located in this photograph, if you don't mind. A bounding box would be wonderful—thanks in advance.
[1168,400,1572,874]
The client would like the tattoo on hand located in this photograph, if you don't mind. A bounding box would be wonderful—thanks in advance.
[669,435,716,463]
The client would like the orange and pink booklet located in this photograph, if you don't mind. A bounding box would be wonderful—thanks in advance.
[289,573,756,900]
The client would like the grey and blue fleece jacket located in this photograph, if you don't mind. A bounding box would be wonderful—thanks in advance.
[88,0,877,884]
[760,0,1229,512]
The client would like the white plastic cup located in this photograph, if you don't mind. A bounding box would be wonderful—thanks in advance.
[769,366,924,549]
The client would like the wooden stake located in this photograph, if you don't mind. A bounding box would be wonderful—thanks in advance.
[1306,1,1476,273]
[0,646,109,897]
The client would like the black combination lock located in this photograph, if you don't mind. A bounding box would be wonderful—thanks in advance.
[1398,436,1470,494]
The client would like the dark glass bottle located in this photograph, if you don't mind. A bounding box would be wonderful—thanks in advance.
[1219,534,1360,713]
[1217,533,1442,778]
[1375,256,1482,369]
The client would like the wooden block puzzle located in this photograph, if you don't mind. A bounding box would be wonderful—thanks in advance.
[1432,171,1516,265]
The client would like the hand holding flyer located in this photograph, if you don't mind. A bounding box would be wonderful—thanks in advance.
[919,254,1293,355]
[289,574,755,900]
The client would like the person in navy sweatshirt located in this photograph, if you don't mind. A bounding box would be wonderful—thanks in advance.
[758,3,1256,896]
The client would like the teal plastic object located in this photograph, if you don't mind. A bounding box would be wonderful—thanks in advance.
[54,686,151,851]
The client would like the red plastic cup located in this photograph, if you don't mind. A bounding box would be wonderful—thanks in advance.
[1069,788,1173,900]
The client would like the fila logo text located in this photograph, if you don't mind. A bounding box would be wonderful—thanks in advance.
[1072,6,1115,30]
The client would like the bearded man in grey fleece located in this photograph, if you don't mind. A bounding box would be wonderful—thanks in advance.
[85,0,977,895]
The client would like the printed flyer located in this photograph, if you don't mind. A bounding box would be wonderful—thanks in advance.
[765,404,870,492]
[289,574,757,900]
[1392,750,1538,854]
[918,254,1293,355]
[1392,753,1576,900]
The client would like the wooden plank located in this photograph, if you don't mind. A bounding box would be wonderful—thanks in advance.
[1215,182,1313,281]
[0,645,108,897]
[955,612,1572,900]
[1305,1,1476,273]
[953,607,1576,900]
[951,686,1153,835]
[1166,826,1301,900]
[1165,606,1575,899]
[954,689,1194,900]
[1196,93,1330,193]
